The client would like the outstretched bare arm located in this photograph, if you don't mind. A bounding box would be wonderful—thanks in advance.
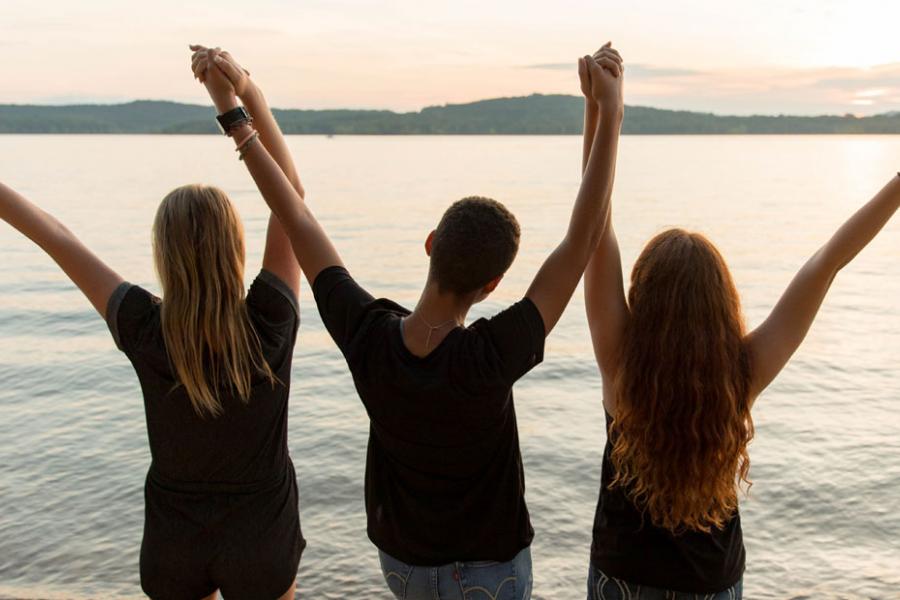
[525,45,624,335]
[199,61,342,286]
[192,45,303,297]
[581,44,629,387]
[746,174,900,398]
[0,182,123,317]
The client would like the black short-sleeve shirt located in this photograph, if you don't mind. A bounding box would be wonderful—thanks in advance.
[591,411,745,593]
[106,270,300,486]
[313,265,545,565]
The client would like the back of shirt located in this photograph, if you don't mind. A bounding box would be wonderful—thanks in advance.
[591,411,745,593]
[106,270,299,486]
[313,266,545,565]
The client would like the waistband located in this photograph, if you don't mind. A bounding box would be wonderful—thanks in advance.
[147,461,294,495]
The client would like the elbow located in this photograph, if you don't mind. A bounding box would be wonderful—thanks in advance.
[807,246,842,285]
[587,224,605,253]
[290,178,305,200]
[585,212,610,253]
[813,245,845,278]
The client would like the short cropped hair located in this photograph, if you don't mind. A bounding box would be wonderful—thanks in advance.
[429,196,521,295]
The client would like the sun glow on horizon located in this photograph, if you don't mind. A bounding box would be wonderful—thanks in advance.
[0,0,899,116]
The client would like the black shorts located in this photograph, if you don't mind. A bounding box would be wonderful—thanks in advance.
[139,463,305,600]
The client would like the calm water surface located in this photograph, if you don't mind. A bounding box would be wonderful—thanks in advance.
[0,135,898,599]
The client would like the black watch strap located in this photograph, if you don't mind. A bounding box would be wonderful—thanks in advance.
[216,106,252,136]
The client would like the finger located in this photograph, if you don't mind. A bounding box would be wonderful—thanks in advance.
[192,63,206,81]
[592,52,623,70]
[218,51,245,75]
[213,54,244,84]
[595,47,622,62]
[189,44,207,51]
[192,59,209,78]
[193,62,209,82]
[586,56,608,81]
[191,53,208,72]
[191,52,207,71]
[593,48,623,65]
[595,56,621,77]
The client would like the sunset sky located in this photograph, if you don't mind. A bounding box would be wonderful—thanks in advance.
[2,0,899,115]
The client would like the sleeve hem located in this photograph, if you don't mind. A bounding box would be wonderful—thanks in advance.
[106,282,133,352]
[311,265,350,299]
[258,269,300,319]
[520,297,547,362]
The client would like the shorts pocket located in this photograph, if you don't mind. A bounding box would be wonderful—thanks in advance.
[379,551,413,600]
[459,560,517,600]
[589,567,633,600]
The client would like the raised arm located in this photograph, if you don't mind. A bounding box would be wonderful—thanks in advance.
[525,45,624,335]
[199,59,343,286]
[0,182,123,317]
[191,45,302,297]
[581,45,629,384]
[746,174,900,398]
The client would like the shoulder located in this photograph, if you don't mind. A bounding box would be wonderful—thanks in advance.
[106,282,160,354]
[471,297,545,340]
[312,265,363,304]
[466,298,546,383]
[247,269,300,326]
[346,297,409,348]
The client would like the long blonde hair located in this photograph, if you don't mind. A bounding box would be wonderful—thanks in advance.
[152,184,275,417]
[611,229,754,533]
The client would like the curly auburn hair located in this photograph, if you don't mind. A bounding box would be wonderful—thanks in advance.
[610,228,754,533]
[429,196,521,295]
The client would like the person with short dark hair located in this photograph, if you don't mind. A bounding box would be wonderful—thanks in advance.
[204,41,625,599]
[428,195,521,295]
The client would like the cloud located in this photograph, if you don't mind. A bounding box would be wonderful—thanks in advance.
[524,63,700,78]
[580,61,900,115]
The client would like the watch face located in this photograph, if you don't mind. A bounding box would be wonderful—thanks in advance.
[216,107,249,135]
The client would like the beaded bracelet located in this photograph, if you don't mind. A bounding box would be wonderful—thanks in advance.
[236,131,261,161]
[224,116,254,136]
[234,129,257,149]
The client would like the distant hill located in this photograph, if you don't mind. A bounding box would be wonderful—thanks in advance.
[2,95,900,134]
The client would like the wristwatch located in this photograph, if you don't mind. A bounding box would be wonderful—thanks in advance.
[216,106,252,136]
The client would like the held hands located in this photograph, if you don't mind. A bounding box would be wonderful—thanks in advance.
[578,42,624,119]
[189,44,252,112]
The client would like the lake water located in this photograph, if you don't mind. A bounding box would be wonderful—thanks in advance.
[0,135,898,600]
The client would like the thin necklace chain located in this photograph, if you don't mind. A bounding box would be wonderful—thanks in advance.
[414,311,461,352]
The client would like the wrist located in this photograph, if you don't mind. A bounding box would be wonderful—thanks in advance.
[239,80,261,103]
[599,104,624,123]
[584,96,600,111]
[229,123,254,143]
[212,94,240,114]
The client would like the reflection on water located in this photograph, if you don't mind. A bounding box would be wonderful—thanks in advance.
[0,135,898,599]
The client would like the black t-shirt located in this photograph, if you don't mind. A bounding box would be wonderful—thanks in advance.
[313,266,545,566]
[591,411,745,593]
[106,270,300,487]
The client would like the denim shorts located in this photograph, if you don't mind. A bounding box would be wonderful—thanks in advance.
[587,564,742,600]
[379,546,533,600]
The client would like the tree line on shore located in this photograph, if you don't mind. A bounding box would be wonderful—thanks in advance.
[2,94,899,134]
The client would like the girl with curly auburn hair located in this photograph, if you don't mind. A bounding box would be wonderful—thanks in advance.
[578,51,900,600]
